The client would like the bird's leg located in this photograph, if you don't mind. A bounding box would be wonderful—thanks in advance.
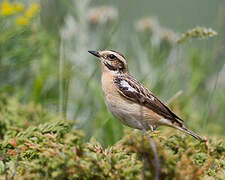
[149,125,154,132]
[149,125,157,132]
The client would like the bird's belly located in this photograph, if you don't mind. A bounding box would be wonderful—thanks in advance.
[105,94,154,130]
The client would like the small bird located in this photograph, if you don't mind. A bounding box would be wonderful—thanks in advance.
[88,49,203,141]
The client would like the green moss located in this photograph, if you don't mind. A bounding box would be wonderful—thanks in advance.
[0,96,224,179]
[193,153,207,166]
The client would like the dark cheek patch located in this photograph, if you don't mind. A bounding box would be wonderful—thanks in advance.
[113,60,125,70]
[104,62,117,71]
[104,59,125,72]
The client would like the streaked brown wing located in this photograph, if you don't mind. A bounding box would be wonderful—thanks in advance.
[114,74,184,123]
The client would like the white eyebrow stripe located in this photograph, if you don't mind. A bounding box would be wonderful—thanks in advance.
[120,80,136,92]
[104,50,126,64]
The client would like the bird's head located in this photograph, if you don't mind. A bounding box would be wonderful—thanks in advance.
[88,50,128,74]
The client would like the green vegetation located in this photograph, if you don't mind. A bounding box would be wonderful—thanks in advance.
[0,96,225,179]
[0,0,225,179]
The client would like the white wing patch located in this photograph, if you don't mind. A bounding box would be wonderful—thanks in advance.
[120,80,136,92]
[150,95,155,101]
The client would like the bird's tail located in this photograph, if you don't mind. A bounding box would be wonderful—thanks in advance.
[174,124,204,141]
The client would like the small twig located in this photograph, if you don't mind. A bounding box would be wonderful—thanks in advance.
[167,90,183,105]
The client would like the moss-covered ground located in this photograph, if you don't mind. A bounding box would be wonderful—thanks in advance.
[0,95,224,180]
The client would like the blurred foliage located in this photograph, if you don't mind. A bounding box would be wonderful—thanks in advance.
[0,0,224,160]
[40,0,68,36]
[0,96,225,179]
[0,0,224,148]
[0,0,61,106]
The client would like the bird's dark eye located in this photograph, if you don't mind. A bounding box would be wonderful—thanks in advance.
[108,54,116,60]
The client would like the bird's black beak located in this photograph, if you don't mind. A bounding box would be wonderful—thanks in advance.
[88,50,101,58]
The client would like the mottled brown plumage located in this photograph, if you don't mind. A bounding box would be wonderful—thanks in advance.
[88,49,203,141]
[114,74,183,124]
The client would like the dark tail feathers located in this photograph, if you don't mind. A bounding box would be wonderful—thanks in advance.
[175,124,205,142]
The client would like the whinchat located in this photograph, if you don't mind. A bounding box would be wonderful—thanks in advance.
[88,50,203,141]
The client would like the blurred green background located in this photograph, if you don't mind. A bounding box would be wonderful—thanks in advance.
[0,0,224,146]
[108,0,222,30]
